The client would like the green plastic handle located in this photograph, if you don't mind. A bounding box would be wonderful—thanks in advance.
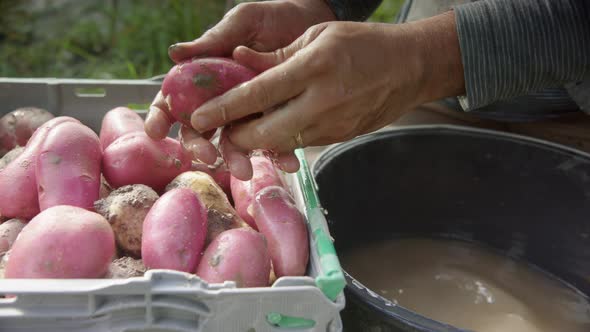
[267,312,316,329]
[294,149,346,301]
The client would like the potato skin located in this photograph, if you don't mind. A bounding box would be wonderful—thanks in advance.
[231,155,284,230]
[0,117,79,219]
[196,228,271,288]
[166,171,250,245]
[102,132,192,192]
[161,57,257,126]
[0,107,54,156]
[99,107,144,150]
[94,184,159,258]
[36,121,102,211]
[142,188,208,273]
[253,186,309,278]
[0,146,24,170]
[105,256,146,279]
[4,205,115,279]
[0,219,27,255]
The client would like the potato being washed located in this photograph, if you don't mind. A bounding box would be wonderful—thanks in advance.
[161,57,257,126]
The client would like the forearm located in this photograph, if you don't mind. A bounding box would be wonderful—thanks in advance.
[324,0,383,21]
[454,0,590,111]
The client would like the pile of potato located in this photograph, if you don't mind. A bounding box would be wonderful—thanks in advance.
[0,58,310,287]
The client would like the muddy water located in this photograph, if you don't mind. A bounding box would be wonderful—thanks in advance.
[341,238,590,332]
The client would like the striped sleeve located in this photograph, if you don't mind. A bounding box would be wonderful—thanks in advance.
[454,0,590,111]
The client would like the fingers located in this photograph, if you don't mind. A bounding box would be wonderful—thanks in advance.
[168,4,262,62]
[226,92,317,153]
[178,125,218,165]
[190,40,314,134]
[145,91,174,139]
[219,127,253,181]
[275,152,300,173]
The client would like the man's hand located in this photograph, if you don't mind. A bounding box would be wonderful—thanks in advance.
[189,12,465,179]
[145,0,335,176]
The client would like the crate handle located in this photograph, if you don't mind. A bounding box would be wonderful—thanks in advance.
[75,87,107,97]
[294,149,346,301]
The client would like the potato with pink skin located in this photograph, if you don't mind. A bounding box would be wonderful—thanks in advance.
[0,117,79,219]
[5,205,115,278]
[103,132,192,192]
[0,146,24,170]
[99,106,144,150]
[142,188,207,273]
[0,107,54,156]
[196,228,270,287]
[36,121,102,211]
[166,171,250,244]
[161,57,257,126]
[253,186,309,278]
[231,155,284,230]
[0,219,27,254]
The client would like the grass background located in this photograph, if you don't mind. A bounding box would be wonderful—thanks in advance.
[0,0,404,79]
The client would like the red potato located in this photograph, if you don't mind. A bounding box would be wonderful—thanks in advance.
[161,57,257,126]
[36,121,102,211]
[99,106,144,150]
[142,188,208,273]
[196,228,270,287]
[0,146,24,170]
[0,117,79,219]
[99,174,113,199]
[102,132,193,192]
[166,171,250,244]
[191,158,231,198]
[0,107,54,156]
[253,186,309,278]
[4,205,115,279]
[231,155,284,230]
[0,219,27,254]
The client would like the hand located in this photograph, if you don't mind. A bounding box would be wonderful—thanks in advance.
[189,12,465,179]
[145,0,335,177]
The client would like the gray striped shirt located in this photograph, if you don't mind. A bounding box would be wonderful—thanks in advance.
[326,0,590,121]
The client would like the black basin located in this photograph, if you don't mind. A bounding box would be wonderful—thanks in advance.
[312,125,590,332]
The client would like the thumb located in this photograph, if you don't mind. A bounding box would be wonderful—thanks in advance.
[232,23,327,72]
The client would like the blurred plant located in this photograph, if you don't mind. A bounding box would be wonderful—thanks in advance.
[0,0,403,79]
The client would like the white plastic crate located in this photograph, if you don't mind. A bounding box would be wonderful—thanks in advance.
[0,78,346,332]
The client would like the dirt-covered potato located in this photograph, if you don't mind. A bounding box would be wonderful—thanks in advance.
[105,256,146,278]
[94,184,159,258]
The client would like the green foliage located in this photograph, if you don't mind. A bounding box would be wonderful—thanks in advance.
[0,0,403,79]
[369,0,405,23]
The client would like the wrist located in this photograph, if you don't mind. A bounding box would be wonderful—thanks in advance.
[404,11,466,104]
[292,0,337,23]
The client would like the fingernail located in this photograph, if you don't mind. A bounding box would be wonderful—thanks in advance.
[192,113,212,132]
[168,43,181,52]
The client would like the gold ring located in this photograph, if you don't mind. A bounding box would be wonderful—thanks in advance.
[294,131,304,148]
